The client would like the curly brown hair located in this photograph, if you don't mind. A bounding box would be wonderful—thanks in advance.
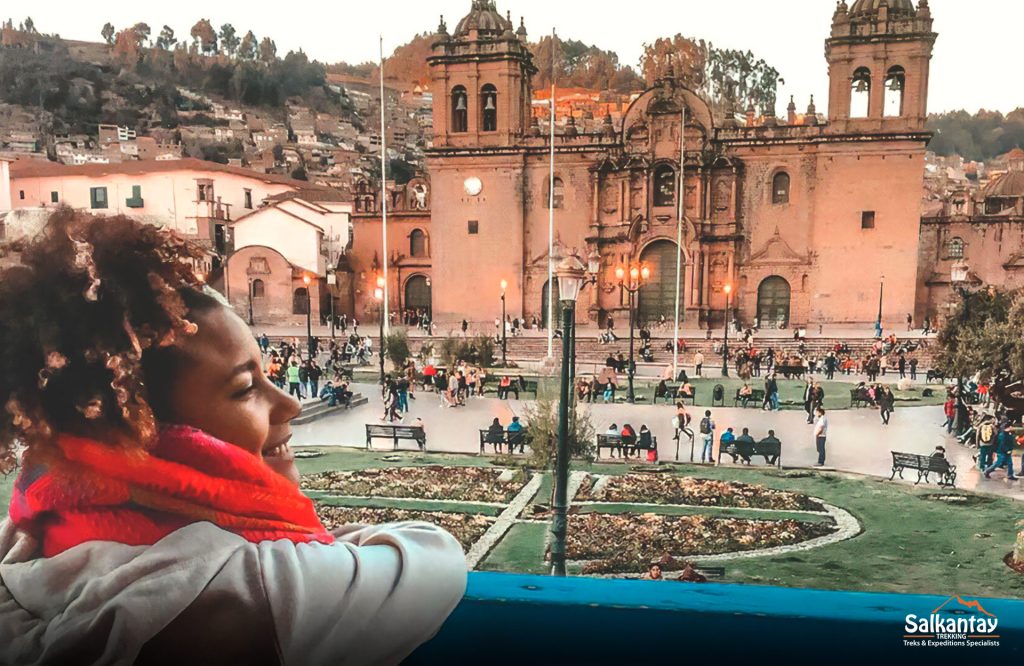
[0,208,217,473]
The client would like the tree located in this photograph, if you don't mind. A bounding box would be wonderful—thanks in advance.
[112,28,143,65]
[521,395,596,469]
[23,17,35,34]
[190,18,217,55]
[530,35,643,93]
[238,31,257,60]
[258,37,277,64]
[219,24,240,57]
[383,330,411,369]
[640,35,783,117]
[131,22,151,47]
[101,22,116,45]
[156,25,177,50]
[927,108,1024,161]
[936,287,1018,383]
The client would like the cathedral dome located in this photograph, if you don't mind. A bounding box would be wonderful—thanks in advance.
[454,1,513,39]
[849,0,916,17]
[983,171,1024,198]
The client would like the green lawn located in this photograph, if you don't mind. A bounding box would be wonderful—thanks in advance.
[4,448,1019,599]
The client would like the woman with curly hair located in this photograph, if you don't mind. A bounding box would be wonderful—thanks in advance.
[0,210,466,664]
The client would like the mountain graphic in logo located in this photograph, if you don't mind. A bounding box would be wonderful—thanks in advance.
[931,596,996,618]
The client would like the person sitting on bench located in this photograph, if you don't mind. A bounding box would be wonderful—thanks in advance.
[639,424,657,463]
[734,427,756,461]
[677,382,694,400]
[620,423,637,459]
[757,430,781,465]
[498,375,514,399]
[485,417,505,452]
[655,379,669,401]
[738,383,753,405]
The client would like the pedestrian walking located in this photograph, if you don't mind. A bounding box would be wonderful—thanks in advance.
[983,422,1018,480]
[694,351,704,378]
[878,386,894,425]
[813,407,829,466]
[286,360,302,399]
[698,410,716,464]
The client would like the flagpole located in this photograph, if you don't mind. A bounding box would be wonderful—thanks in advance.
[547,29,556,359]
[379,36,390,338]
[673,103,685,379]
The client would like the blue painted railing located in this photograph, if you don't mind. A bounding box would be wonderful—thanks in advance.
[407,572,1024,664]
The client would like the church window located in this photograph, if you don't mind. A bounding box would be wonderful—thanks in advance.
[653,164,676,207]
[410,229,427,257]
[851,67,871,118]
[481,84,498,132]
[861,211,876,229]
[468,220,479,235]
[884,66,905,117]
[946,237,965,259]
[772,172,790,205]
[451,86,468,133]
[549,177,565,209]
[251,279,265,299]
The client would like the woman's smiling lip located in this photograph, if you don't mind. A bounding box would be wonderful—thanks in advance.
[263,433,293,458]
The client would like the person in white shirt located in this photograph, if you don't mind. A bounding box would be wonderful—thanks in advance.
[813,407,829,466]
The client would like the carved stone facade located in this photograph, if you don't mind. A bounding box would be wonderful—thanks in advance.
[417,0,937,329]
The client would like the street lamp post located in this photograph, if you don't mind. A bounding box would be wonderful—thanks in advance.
[615,263,651,404]
[950,260,970,436]
[500,279,508,367]
[876,275,885,338]
[327,269,336,340]
[374,286,386,385]
[247,277,255,326]
[550,255,586,577]
[302,274,313,359]
[721,284,732,377]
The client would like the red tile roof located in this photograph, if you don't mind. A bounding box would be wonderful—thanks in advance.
[8,157,332,191]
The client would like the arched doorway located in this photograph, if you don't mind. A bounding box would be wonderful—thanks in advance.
[541,280,560,329]
[757,276,791,328]
[404,275,432,319]
[637,240,684,324]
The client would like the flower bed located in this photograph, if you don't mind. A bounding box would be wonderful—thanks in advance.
[576,474,825,512]
[316,505,493,551]
[303,466,527,503]
[568,512,835,574]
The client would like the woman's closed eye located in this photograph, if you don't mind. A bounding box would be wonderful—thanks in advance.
[232,382,256,399]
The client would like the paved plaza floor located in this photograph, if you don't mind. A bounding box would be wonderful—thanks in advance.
[293,383,1023,500]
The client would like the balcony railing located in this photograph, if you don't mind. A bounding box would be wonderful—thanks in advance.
[407,572,1024,664]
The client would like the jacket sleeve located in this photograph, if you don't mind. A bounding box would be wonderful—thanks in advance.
[258,521,467,666]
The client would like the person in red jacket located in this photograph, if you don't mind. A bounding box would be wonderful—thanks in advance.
[942,395,956,433]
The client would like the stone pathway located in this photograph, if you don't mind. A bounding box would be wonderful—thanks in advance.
[295,384,1022,500]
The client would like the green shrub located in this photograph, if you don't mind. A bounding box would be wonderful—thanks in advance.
[383,330,411,369]
[522,396,596,469]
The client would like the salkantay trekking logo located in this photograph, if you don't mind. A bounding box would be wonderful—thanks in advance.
[903,596,1000,648]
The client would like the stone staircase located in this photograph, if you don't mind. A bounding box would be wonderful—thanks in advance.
[291,391,368,426]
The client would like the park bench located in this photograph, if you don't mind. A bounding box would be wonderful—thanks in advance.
[365,424,427,452]
[889,451,956,487]
[850,389,872,408]
[484,377,540,399]
[720,439,782,467]
[733,388,765,408]
[478,429,530,455]
[775,364,806,380]
[596,433,656,460]
[656,385,696,405]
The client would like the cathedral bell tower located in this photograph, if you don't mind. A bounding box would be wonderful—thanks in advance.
[428,1,536,149]
[825,0,936,133]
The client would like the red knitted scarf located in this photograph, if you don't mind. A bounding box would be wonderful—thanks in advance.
[9,425,334,557]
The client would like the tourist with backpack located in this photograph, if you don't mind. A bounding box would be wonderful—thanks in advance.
[699,410,716,464]
[983,422,1018,481]
[977,418,997,470]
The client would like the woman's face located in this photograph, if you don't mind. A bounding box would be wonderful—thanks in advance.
[163,305,302,484]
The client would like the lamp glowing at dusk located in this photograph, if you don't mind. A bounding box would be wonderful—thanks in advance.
[500,279,508,292]
[302,274,311,287]
[640,266,651,281]
[374,288,384,301]
[376,276,385,288]
[724,284,732,295]
[615,266,625,281]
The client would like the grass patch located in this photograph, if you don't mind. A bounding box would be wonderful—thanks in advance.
[479,522,550,575]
